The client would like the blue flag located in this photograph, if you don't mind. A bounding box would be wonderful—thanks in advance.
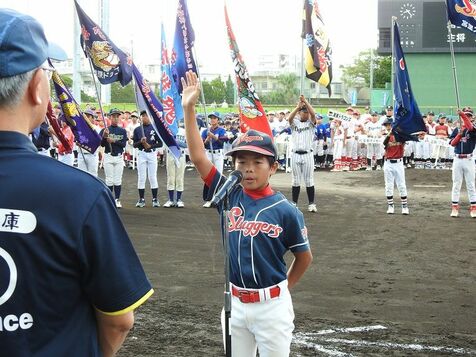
[171,0,197,93]
[51,67,102,153]
[161,23,184,136]
[446,0,476,34]
[392,21,426,142]
[74,0,133,86]
[132,64,181,161]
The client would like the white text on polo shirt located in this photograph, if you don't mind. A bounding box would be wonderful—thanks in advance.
[228,207,283,238]
[0,313,34,332]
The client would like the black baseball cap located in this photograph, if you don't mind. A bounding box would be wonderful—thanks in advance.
[386,105,393,110]
[226,130,277,158]
[382,118,393,125]
[109,108,123,115]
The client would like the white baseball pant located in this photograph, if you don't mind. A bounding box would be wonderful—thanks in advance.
[103,153,124,186]
[451,156,476,203]
[58,153,74,166]
[366,143,382,160]
[137,150,158,189]
[206,149,224,173]
[77,150,99,177]
[222,280,294,357]
[291,152,314,187]
[384,159,407,197]
[166,150,186,191]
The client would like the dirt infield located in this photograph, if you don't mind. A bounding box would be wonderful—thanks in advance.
[108,166,475,356]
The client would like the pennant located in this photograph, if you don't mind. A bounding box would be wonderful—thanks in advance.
[161,23,184,136]
[446,0,476,34]
[301,0,333,96]
[392,21,426,142]
[224,4,273,139]
[74,0,133,86]
[46,102,73,154]
[171,0,197,93]
[132,64,182,161]
[51,69,102,153]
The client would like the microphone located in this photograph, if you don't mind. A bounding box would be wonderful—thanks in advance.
[211,170,243,206]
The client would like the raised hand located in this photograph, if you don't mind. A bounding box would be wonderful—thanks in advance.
[181,70,201,108]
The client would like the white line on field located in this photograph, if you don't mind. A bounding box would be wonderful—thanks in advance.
[413,184,446,188]
[309,325,388,335]
[293,333,353,356]
[321,337,473,355]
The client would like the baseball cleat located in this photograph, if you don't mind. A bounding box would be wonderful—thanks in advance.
[401,206,409,215]
[135,199,145,208]
[176,200,185,208]
[450,209,459,217]
[163,200,175,208]
[308,203,317,213]
[470,206,476,218]
[152,198,160,208]
[203,201,212,208]
[115,199,122,209]
[386,205,394,214]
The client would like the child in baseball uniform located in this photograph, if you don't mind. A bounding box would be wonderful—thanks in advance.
[181,71,313,357]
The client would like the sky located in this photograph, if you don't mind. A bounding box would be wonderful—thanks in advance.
[2,0,378,78]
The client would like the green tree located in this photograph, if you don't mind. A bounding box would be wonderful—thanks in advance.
[341,50,391,89]
[225,75,235,104]
[111,82,135,103]
[201,76,227,104]
[260,73,299,105]
[50,74,95,103]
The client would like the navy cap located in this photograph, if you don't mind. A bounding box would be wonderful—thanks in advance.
[427,111,435,116]
[0,9,67,77]
[208,111,221,119]
[386,105,393,110]
[109,108,123,115]
[299,106,309,113]
[226,130,277,158]
[438,113,447,119]
[382,118,393,125]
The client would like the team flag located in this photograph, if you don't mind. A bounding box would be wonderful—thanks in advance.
[392,21,426,142]
[446,0,476,34]
[161,23,183,136]
[74,0,133,86]
[46,101,74,154]
[224,4,272,138]
[171,0,197,93]
[132,64,181,161]
[51,69,102,153]
[301,0,333,96]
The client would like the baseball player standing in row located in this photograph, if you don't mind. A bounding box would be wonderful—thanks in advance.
[133,111,163,208]
[288,95,318,212]
[100,108,127,209]
[364,112,384,170]
[163,123,187,208]
[382,118,410,215]
[77,108,100,177]
[449,108,476,218]
[181,70,312,357]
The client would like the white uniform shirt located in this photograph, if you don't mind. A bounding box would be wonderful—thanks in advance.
[291,118,315,152]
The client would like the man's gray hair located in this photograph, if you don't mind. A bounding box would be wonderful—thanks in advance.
[0,69,36,108]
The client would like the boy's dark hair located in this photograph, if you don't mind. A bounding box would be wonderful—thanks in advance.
[231,153,276,167]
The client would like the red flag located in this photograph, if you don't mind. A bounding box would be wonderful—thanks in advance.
[224,4,272,139]
[46,102,73,153]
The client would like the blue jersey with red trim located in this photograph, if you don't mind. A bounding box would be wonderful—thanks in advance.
[0,131,152,356]
[201,126,227,150]
[205,167,310,289]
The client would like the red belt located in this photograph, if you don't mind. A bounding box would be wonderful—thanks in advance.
[231,285,281,303]
[457,154,472,159]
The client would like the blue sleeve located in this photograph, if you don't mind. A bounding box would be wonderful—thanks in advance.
[282,208,310,253]
[201,129,207,141]
[78,189,152,313]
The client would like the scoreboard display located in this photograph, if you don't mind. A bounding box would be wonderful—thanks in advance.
[377,0,476,54]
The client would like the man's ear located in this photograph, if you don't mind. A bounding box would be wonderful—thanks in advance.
[28,69,44,106]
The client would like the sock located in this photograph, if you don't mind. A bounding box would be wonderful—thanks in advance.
[139,189,145,200]
[107,185,113,193]
[292,186,300,204]
[306,186,315,204]
[151,188,158,200]
[377,159,383,167]
[401,196,408,208]
[177,191,183,201]
[387,196,394,206]
[168,190,175,201]
[113,185,121,199]
[367,158,371,167]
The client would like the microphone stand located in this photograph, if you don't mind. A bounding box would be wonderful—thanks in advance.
[219,191,232,357]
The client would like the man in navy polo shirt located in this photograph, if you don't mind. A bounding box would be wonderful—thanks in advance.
[0,9,153,356]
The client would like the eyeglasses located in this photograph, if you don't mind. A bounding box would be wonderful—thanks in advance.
[41,65,55,81]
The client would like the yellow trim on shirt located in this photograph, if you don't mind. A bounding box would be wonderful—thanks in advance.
[96,289,154,316]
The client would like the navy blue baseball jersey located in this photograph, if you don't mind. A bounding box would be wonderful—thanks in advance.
[201,126,227,150]
[0,131,153,356]
[133,123,163,151]
[204,167,310,289]
[450,127,476,154]
[100,124,127,155]
[324,122,332,139]
[315,123,326,140]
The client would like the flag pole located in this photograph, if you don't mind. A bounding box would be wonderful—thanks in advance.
[391,17,396,105]
[444,7,461,111]
[300,38,305,95]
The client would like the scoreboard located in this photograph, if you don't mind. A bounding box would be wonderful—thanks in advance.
[377,0,476,54]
